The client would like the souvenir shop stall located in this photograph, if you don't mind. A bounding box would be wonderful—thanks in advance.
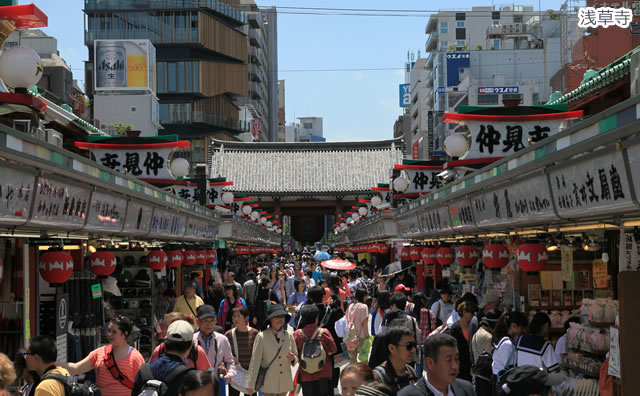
[0,123,222,363]
[339,96,640,394]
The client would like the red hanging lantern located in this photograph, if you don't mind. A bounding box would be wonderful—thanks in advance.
[482,244,510,269]
[196,250,207,265]
[183,250,197,266]
[409,246,421,261]
[378,243,389,254]
[422,247,438,265]
[456,245,479,267]
[148,249,168,271]
[436,247,455,266]
[39,250,73,284]
[399,248,410,261]
[88,251,117,276]
[207,249,217,264]
[167,250,183,268]
[517,244,548,272]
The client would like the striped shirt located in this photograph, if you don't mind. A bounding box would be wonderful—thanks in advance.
[88,346,144,396]
[225,327,259,369]
[516,334,560,372]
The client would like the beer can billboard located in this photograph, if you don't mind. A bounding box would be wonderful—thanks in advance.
[94,39,156,93]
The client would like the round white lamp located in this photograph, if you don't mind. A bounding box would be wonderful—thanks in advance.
[250,211,259,220]
[371,195,383,207]
[242,205,252,216]
[346,218,354,225]
[358,207,368,217]
[266,221,273,228]
[444,133,469,157]
[277,228,283,234]
[393,176,409,193]
[0,46,43,90]
[340,223,347,230]
[221,191,234,205]
[351,213,360,222]
[260,217,267,225]
[169,158,190,178]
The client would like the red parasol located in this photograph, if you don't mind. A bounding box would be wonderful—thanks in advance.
[320,258,356,271]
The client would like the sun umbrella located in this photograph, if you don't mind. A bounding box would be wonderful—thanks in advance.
[321,258,356,271]
[381,261,412,277]
[314,251,331,260]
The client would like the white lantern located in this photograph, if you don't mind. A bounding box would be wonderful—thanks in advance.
[340,223,347,230]
[277,228,283,234]
[371,195,383,207]
[358,207,368,217]
[351,213,360,222]
[221,191,234,205]
[242,205,252,216]
[260,217,267,225]
[444,133,469,157]
[169,158,190,178]
[266,221,272,228]
[393,176,409,193]
[250,211,259,220]
[0,46,43,89]
[346,218,354,225]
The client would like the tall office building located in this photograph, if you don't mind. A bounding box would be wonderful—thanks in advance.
[84,0,251,170]
[411,5,568,159]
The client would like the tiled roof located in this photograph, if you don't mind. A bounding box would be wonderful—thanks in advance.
[210,139,404,195]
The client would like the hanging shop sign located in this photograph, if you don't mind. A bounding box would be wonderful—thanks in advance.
[470,174,556,229]
[448,198,477,232]
[418,205,453,236]
[618,229,640,272]
[83,190,127,233]
[442,111,582,160]
[184,216,217,241]
[27,176,91,230]
[0,164,36,226]
[397,214,421,238]
[403,169,444,194]
[549,147,634,218]
[148,207,187,238]
[121,199,153,236]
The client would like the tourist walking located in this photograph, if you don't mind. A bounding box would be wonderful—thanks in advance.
[225,306,259,396]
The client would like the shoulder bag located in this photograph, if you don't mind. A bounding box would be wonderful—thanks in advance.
[229,329,250,393]
[254,333,285,391]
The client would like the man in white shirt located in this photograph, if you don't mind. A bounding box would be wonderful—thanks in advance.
[431,288,454,325]
[398,334,474,396]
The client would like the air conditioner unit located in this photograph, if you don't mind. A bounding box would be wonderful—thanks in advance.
[45,129,63,148]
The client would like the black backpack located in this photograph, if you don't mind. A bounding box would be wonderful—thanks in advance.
[137,363,192,396]
[473,351,494,381]
[41,374,101,396]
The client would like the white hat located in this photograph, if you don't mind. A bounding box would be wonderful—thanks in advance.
[166,320,194,342]
[103,276,121,296]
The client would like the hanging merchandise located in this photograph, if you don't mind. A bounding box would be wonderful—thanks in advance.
[148,249,168,271]
[39,249,74,285]
[456,245,479,267]
[517,243,548,272]
[482,244,510,269]
[89,251,117,277]
[436,247,455,266]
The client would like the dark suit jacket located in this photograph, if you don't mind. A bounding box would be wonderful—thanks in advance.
[398,377,475,396]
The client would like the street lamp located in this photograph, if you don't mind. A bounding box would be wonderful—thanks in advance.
[0,46,43,91]
[393,176,409,193]
[221,191,234,205]
[242,205,252,216]
[260,217,267,225]
[358,207,368,217]
[169,158,190,178]
[444,133,469,157]
[351,213,360,222]
[371,195,383,207]
[250,211,259,220]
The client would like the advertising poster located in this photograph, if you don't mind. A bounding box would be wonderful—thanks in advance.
[94,39,157,93]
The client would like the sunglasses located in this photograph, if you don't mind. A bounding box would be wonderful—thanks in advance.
[21,351,35,357]
[397,342,417,350]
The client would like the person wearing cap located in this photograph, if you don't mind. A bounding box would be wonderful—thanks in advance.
[150,313,212,371]
[245,304,298,396]
[468,292,502,361]
[397,334,474,396]
[57,316,144,396]
[431,288,454,326]
[471,309,502,396]
[193,304,236,384]
[174,281,205,323]
[131,320,196,396]
[498,365,565,396]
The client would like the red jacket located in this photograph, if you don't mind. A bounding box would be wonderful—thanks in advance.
[293,324,337,382]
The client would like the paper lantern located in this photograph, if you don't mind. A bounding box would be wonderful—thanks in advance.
[421,247,438,265]
[183,250,197,266]
[207,249,217,264]
[196,250,207,265]
[436,247,455,266]
[88,251,117,276]
[399,248,410,261]
[517,244,548,272]
[368,244,378,254]
[378,243,389,254]
[482,244,510,269]
[0,46,43,89]
[148,249,168,271]
[167,250,183,268]
[456,245,479,267]
[39,250,73,284]
[409,246,421,261]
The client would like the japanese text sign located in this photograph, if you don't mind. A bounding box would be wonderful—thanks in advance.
[448,198,477,231]
[404,169,444,194]
[84,191,127,232]
[92,147,174,180]
[28,177,91,230]
[122,199,152,236]
[0,165,35,226]
[149,207,186,238]
[418,205,453,235]
[618,229,640,272]
[578,7,633,28]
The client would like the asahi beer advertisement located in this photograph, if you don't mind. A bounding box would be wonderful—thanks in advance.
[94,39,157,93]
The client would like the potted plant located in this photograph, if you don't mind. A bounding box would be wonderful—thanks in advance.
[112,122,140,137]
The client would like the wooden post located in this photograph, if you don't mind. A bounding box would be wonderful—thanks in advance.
[618,271,640,395]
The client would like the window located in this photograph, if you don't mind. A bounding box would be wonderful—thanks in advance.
[456,40,465,47]
[456,28,466,40]
[167,62,177,92]
[503,93,522,100]
[455,12,466,20]
[303,123,312,129]
[478,94,499,105]
[514,14,523,23]
[492,11,500,20]
[532,92,539,105]
[493,20,500,25]
[440,41,449,50]
[493,39,500,49]
[440,21,448,27]
[440,27,448,34]
[456,21,465,27]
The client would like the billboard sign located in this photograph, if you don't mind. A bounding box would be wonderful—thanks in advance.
[446,52,470,87]
[399,83,411,107]
[94,39,157,93]
[478,86,519,94]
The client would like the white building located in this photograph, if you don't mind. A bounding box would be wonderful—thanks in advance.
[285,117,325,142]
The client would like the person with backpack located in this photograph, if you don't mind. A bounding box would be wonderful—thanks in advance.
[444,301,477,381]
[218,284,247,332]
[293,305,337,396]
[131,320,195,396]
[150,313,211,371]
[294,286,327,330]
[491,311,528,393]
[24,336,70,396]
[57,315,144,396]
[412,293,436,341]
[371,291,390,337]
[471,309,502,396]
[345,288,370,361]
[193,305,236,384]
[372,327,418,392]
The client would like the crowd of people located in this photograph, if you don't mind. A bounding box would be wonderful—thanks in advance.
[0,251,573,396]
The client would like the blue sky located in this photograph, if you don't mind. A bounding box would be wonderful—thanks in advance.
[37,0,566,142]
